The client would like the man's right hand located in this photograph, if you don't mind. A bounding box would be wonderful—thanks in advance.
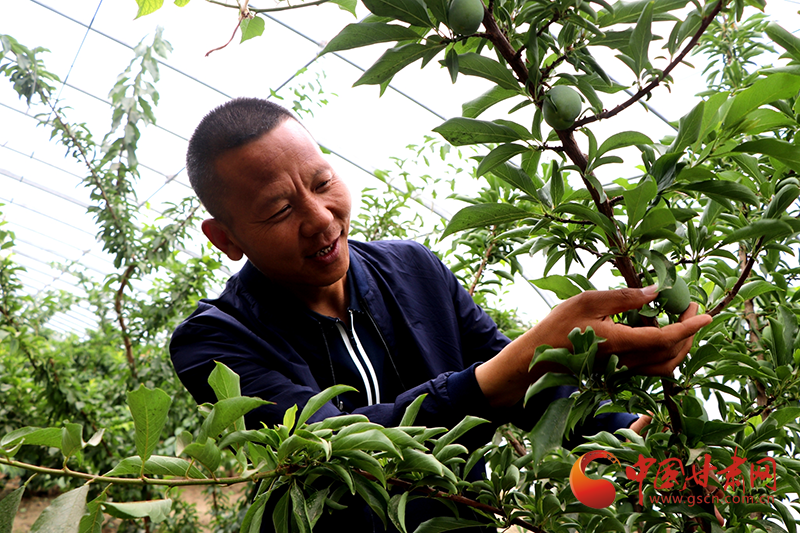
[474,286,712,408]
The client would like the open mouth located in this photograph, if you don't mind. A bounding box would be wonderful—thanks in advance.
[314,242,335,257]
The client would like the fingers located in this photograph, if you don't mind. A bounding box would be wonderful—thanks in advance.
[629,414,652,436]
[575,286,659,317]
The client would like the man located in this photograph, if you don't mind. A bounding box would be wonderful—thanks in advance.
[170,98,711,530]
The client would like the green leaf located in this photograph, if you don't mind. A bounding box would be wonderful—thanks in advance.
[596,131,653,160]
[722,219,794,245]
[732,138,800,173]
[738,280,776,301]
[297,385,356,428]
[209,363,242,401]
[397,448,445,476]
[432,416,488,455]
[456,53,521,91]
[199,396,269,442]
[413,516,487,532]
[632,207,676,238]
[629,0,653,76]
[135,0,164,18]
[445,47,458,84]
[0,486,25,533]
[61,423,84,460]
[355,43,445,86]
[332,429,402,458]
[353,473,390,528]
[174,0,191,6]
[771,407,800,427]
[597,0,687,27]
[290,483,311,533]
[330,0,358,15]
[475,144,529,178]
[442,204,530,239]
[2,427,62,451]
[433,117,521,146]
[701,421,744,444]
[484,161,539,195]
[525,373,579,405]
[127,385,172,463]
[529,397,573,466]
[78,495,105,533]
[462,86,519,119]
[678,180,759,206]
[553,203,617,236]
[531,275,582,300]
[766,22,800,62]
[361,0,432,27]
[240,17,265,43]
[389,493,409,533]
[240,492,268,533]
[30,485,90,533]
[400,393,428,426]
[724,74,800,128]
[670,101,704,153]
[622,177,657,227]
[105,456,207,479]
[321,23,422,55]
[182,438,222,471]
[102,500,172,523]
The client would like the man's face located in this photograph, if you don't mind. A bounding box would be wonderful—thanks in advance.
[211,118,351,291]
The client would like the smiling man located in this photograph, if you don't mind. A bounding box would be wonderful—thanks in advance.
[170,98,711,532]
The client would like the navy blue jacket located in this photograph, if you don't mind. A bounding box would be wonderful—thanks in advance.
[170,240,635,530]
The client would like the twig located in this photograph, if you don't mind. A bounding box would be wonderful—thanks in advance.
[573,0,726,129]
[356,470,546,533]
[115,264,138,379]
[469,227,496,296]
[707,236,763,317]
[206,0,253,57]
[205,0,330,13]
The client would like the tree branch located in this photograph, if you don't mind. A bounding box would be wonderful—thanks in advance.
[707,237,763,317]
[573,0,726,129]
[481,7,529,86]
[357,470,546,533]
[205,0,330,14]
[469,227,496,296]
[115,264,138,379]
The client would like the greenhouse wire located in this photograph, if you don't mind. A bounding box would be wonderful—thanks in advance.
[42,0,104,127]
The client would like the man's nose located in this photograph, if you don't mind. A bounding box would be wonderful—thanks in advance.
[300,197,334,236]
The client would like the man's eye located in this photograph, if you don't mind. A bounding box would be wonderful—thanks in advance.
[270,205,291,219]
[317,180,331,190]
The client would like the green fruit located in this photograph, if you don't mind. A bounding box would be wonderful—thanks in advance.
[542,86,582,130]
[448,0,484,35]
[658,276,691,315]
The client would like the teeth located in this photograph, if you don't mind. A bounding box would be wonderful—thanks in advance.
[315,243,334,257]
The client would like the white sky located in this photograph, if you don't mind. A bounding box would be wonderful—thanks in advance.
[0,0,799,334]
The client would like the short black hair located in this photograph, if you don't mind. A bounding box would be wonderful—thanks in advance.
[186,97,296,221]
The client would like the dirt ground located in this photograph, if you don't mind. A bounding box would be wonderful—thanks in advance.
[10,484,245,532]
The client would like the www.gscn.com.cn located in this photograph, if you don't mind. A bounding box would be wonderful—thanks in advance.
[648,492,775,507]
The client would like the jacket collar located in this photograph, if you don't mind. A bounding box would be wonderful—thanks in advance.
[235,242,375,326]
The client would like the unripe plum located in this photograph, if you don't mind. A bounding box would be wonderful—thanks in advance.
[448,0,484,35]
[542,86,582,130]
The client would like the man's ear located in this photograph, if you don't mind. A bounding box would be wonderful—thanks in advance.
[202,218,244,261]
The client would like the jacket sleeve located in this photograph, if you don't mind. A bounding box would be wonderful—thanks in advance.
[416,242,638,436]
